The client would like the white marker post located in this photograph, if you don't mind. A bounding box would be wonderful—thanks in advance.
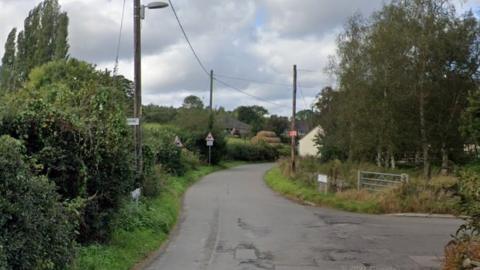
[131,187,141,204]
[206,132,215,165]
[317,174,328,194]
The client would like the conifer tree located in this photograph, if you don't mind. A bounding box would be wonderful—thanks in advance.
[0,28,17,91]
[3,0,70,85]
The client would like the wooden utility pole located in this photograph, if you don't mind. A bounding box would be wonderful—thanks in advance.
[291,65,297,174]
[209,70,214,110]
[133,0,142,175]
[208,70,214,130]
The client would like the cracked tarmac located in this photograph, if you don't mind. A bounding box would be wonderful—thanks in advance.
[143,164,462,270]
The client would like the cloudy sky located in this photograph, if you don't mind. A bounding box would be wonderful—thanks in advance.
[0,0,478,115]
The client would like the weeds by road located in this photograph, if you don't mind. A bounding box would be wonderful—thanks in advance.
[265,167,381,213]
[72,161,246,270]
[265,163,461,215]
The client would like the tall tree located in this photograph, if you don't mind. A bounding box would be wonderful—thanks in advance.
[264,115,289,136]
[234,105,269,134]
[54,12,69,59]
[0,28,17,91]
[7,0,69,84]
[316,0,480,179]
[182,95,204,109]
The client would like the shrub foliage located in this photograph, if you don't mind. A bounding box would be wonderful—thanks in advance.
[0,135,79,270]
[226,140,279,161]
[0,60,134,243]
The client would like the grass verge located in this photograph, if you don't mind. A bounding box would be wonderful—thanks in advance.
[265,167,381,214]
[72,161,246,270]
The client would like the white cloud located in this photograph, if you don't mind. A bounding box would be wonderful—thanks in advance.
[1,0,476,115]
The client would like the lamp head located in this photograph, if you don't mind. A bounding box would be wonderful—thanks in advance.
[147,2,169,9]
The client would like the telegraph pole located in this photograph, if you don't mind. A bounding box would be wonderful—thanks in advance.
[291,65,297,174]
[134,0,142,175]
[209,70,214,111]
[208,70,214,130]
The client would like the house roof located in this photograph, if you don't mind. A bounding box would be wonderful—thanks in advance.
[296,120,312,134]
[217,115,252,131]
[299,126,324,142]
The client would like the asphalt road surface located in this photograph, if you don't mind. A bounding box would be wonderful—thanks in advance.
[143,163,462,270]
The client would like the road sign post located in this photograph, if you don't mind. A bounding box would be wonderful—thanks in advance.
[206,132,215,165]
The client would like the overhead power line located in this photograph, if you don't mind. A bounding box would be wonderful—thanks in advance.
[215,74,292,87]
[297,68,321,73]
[215,73,319,89]
[166,0,307,109]
[214,77,283,107]
[113,0,127,75]
[167,0,210,76]
[298,87,310,110]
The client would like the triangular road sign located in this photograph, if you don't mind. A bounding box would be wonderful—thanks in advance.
[205,132,215,141]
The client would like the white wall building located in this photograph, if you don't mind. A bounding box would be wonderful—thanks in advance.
[298,126,323,157]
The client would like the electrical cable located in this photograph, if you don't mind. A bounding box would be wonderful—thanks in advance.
[214,77,284,107]
[298,87,310,110]
[167,1,285,107]
[167,0,210,76]
[215,73,319,89]
[113,0,127,75]
[214,73,292,87]
[166,0,316,109]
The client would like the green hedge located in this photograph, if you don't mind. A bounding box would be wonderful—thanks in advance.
[0,135,79,270]
[226,141,279,161]
[1,60,135,243]
[144,125,186,175]
[455,164,480,239]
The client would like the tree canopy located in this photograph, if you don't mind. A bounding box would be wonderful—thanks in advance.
[315,0,480,178]
[0,0,69,92]
[182,95,204,109]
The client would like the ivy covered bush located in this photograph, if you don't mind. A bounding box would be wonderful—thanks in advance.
[0,59,135,243]
[144,124,185,175]
[0,135,79,270]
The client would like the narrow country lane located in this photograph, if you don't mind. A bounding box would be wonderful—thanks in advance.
[143,164,462,270]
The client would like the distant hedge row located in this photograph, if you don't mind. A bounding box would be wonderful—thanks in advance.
[226,141,279,161]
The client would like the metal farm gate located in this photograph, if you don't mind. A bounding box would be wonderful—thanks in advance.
[357,171,409,191]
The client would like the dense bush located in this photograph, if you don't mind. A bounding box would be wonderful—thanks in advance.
[276,144,291,157]
[0,135,79,270]
[443,165,480,269]
[0,101,87,199]
[144,124,188,175]
[455,165,480,239]
[226,141,279,161]
[0,60,135,243]
[174,108,227,164]
[180,148,201,171]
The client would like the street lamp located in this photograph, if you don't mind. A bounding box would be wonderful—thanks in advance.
[133,0,168,175]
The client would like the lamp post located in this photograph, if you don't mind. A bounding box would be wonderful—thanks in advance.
[134,0,168,175]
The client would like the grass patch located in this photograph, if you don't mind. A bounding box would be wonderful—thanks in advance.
[266,164,461,215]
[226,137,251,144]
[72,161,246,270]
[265,167,381,214]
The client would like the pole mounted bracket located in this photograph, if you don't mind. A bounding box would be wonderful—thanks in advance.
[140,5,146,20]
